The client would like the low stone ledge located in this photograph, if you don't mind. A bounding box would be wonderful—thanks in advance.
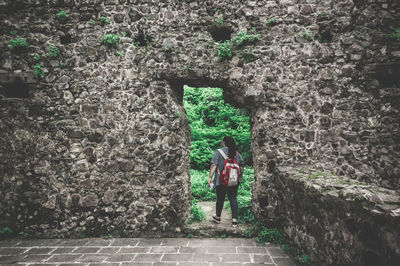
[253,166,400,266]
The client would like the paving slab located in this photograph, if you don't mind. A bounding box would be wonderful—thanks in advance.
[0,237,295,265]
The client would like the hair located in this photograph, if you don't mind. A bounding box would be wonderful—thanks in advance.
[223,136,238,159]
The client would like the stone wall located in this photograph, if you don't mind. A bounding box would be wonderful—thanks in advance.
[0,0,399,264]
[252,167,400,265]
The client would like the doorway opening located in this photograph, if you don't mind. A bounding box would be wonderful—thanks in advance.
[182,85,254,228]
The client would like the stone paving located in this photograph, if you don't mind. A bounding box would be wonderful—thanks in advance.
[0,238,296,266]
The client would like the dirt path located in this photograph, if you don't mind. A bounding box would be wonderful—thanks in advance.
[184,201,252,237]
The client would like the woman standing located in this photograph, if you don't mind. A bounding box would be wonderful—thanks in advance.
[208,136,244,227]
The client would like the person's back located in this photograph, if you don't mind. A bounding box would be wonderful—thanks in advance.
[208,136,244,227]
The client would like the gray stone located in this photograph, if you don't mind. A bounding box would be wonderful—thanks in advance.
[80,193,98,207]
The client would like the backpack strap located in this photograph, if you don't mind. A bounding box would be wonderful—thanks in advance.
[218,149,228,160]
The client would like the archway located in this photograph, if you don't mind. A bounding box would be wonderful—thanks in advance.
[183,85,254,227]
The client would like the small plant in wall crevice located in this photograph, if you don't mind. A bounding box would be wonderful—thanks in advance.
[9,37,29,51]
[299,30,313,41]
[216,31,259,60]
[49,45,60,57]
[103,34,119,48]
[56,10,69,21]
[33,63,45,78]
[266,17,277,26]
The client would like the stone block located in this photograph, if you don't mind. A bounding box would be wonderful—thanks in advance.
[133,254,162,262]
[106,254,136,262]
[80,193,98,208]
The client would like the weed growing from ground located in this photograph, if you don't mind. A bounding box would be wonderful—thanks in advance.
[256,227,282,244]
[296,254,311,266]
[190,199,206,223]
[89,19,96,25]
[281,244,290,254]
[244,228,252,238]
[33,53,40,61]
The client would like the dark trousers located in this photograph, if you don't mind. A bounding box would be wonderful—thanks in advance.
[216,185,238,219]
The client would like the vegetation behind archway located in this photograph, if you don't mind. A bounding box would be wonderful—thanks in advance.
[183,86,252,170]
[184,86,255,224]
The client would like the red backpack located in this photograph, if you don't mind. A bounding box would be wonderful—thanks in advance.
[218,149,240,187]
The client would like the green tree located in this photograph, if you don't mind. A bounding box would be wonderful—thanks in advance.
[184,86,252,170]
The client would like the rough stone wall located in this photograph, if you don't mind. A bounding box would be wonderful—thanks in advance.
[0,0,399,264]
[252,167,400,266]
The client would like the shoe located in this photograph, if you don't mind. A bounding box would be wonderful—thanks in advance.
[232,220,238,227]
[212,214,221,224]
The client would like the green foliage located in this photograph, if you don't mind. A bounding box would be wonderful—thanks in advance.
[256,227,282,244]
[296,254,311,266]
[266,18,276,25]
[103,34,119,48]
[232,31,259,47]
[392,29,400,41]
[56,10,69,21]
[184,86,252,169]
[9,38,29,51]
[89,19,96,25]
[59,61,67,68]
[216,31,259,60]
[0,227,13,234]
[49,45,60,57]
[299,30,313,41]
[10,30,17,36]
[33,53,40,61]
[217,40,233,59]
[244,228,253,238]
[215,16,224,27]
[133,41,140,50]
[33,63,44,78]
[190,199,206,223]
[191,169,216,201]
[281,244,290,254]
[116,50,124,57]
[100,16,111,25]
[241,48,255,62]
[318,36,330,43]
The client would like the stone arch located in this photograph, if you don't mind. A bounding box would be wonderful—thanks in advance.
[162,75,259,218]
